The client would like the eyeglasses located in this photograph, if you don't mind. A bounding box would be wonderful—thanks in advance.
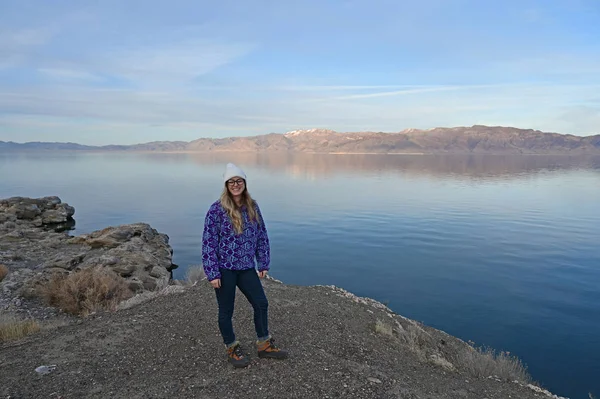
[227,179,245,186]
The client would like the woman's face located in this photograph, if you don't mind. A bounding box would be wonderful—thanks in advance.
[226,177,246,197]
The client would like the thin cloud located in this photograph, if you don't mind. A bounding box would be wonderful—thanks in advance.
[308,82,600,102]
[311,84,508,101]
[0,28,50,48]
[492,54,600,76]
[0,27,55,69]
[327,86,466,100]
[28,39,257,87]
[2,82,599,139]
[276,85,442,91]
[107,39,256,86]
[37,68,103,82]
[0,15,256,87]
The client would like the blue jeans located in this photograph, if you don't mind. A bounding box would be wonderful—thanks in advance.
[215,268,270,346]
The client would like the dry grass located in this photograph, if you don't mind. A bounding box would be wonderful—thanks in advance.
[0,264,9,282]
[401,324,430,362]
[457,345,532,383]
[388,315,531,383]
[185,265,205,286]
[0,315,40,342]
[429,354,456,371]
[117,285,185,310]
[38,266,133,317]
[374,319,394,337]
[400,325,456,370]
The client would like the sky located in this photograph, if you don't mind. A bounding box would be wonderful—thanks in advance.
[0,0,599,145]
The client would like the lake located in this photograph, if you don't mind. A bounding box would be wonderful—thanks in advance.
[1,152,599,398]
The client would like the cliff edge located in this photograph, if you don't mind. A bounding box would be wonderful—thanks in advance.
[1,278,567,399]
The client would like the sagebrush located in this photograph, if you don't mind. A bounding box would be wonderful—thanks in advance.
[0,315,40,342]
[39,267,132,316]
[457,345,532,383]
[374,319,394,337]
[389,315,532,383]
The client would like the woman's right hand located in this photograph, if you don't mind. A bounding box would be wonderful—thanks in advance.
[210,278,221,289]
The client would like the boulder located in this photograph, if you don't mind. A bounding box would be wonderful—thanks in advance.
[71,223,176,289]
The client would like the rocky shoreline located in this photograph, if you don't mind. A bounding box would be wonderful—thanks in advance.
[0,196,567,399]
[0,196,177,323]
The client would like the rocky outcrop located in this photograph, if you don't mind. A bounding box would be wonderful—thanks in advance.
[0,196,74,228]
[65,224,174,292]
[0,196,177,317]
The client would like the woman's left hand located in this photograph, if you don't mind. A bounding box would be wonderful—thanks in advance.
[258,270,268,279]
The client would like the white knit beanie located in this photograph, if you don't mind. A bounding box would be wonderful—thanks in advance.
[223,163,246,183]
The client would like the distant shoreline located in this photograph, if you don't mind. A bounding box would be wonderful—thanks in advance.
[3,149,600,156]
[2,125,599,155]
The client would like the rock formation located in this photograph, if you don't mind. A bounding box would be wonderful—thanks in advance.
[0,196,177,313]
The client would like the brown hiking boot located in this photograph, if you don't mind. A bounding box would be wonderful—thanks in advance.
[227,343,250,368]
[257,338,288,360]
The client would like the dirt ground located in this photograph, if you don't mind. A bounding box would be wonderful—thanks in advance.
[1,279,563,399]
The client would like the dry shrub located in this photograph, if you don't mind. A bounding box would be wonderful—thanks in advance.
[39,266,132,316]
[429,354,456,371]
[0,264,9,282]
[374,319,394,337]
[0,315,40,342]
[393,318,531,383]
[400,324,430,362]
[458,345,532,383]
[117,285,185,310]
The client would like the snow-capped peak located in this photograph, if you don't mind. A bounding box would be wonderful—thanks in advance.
[284,128,337,137]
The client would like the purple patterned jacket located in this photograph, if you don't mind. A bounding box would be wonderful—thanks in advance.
[201,200,270,281]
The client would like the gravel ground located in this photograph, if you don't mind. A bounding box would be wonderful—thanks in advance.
[1,278,563,399]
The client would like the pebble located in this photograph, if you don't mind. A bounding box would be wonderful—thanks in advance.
[367,377,382,384]
[35,365,57,375]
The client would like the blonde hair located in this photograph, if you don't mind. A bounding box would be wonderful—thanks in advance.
[219,183,259,235]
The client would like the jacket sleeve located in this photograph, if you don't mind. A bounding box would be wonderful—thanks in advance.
[202,203,222,281]
[255,202,271,272]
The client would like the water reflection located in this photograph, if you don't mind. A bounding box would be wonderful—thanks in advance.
[144,153,600,180]
[4,152,599,181]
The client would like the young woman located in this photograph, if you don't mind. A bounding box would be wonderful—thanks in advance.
[201,163,288,368]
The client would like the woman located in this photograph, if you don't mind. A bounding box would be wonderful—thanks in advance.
[202,163,288,368]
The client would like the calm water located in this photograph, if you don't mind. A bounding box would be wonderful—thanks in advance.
[1,152,599,398]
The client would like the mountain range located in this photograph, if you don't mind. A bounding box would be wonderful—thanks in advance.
[2,125,599,154]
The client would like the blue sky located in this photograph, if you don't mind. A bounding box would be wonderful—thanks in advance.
[0,0,599,145]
